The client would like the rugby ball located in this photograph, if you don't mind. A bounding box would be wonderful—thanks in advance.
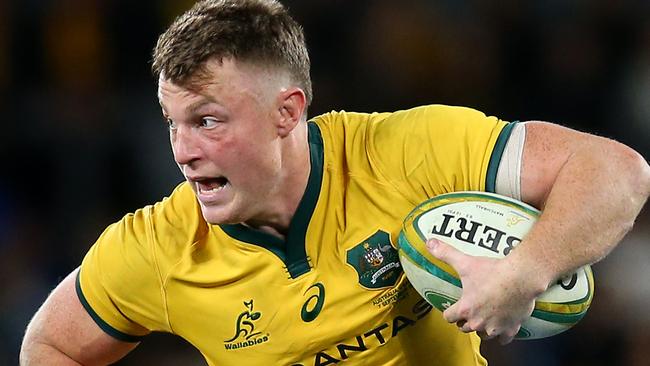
[397,191,594,339]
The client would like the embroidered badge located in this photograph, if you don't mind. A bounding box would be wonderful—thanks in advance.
[346,230,402,289]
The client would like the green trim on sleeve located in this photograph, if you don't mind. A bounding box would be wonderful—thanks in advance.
[485,121,518,192]
[75,271,145,343]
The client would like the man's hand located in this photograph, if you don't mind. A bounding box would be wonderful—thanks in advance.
[425,238,547,344]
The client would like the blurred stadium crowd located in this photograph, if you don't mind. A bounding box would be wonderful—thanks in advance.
[1,1,649,365]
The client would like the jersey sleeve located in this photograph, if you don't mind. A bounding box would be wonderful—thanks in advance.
[76,184,198,341]
[367,104,515,203]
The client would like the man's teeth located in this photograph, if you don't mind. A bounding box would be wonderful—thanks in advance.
[198,181,227,193]
[202,185,224,192]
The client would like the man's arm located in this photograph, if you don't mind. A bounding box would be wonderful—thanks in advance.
[427,121,650,344]
[20,268,139,365]
[513,121,649,291]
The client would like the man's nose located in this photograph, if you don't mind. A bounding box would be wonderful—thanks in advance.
[172,127,202,166]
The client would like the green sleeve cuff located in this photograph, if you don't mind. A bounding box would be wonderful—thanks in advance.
[485,121,519,193]
[75,271,145,343]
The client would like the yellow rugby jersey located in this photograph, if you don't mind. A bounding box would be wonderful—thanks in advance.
[77,104,514,365]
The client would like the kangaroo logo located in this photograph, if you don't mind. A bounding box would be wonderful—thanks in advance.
[506,215,526,227]
[224,300,262,343]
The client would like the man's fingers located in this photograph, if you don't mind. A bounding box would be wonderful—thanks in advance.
[477,330,495,340]
[427,238,466,324]
[425,238,526,345]
[497,326,520,345]
[442,301,462,324]
[425,238,465,269]
[457,320,474,333]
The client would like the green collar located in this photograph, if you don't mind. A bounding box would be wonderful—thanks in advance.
[220,122,324,279]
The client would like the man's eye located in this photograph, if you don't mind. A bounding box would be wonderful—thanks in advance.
[200,117,219,128]
[166,118,177,130]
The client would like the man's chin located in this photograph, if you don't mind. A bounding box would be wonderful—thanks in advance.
[200,206,240,225]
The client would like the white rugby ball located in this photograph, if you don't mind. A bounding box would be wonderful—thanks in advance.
[398,191,594,339]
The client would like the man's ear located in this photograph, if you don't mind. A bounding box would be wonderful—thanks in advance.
[276,87,307,137]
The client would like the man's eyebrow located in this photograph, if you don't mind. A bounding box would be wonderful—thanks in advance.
[159,95,220,118]
[187,98,218,114]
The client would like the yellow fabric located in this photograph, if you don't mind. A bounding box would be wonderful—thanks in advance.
[79,105,509,365]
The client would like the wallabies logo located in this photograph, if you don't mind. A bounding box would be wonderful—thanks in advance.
[224,300,270,350]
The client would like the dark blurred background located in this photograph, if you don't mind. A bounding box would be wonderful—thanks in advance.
[2,0,649,365]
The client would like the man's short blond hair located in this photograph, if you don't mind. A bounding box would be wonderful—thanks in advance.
[152,0,312,105]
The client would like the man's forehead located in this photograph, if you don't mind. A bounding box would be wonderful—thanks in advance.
[157,79,220,114]
[158,74,208,95]
[156,58,286,114]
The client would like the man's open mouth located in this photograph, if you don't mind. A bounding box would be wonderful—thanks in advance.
[196,176,229,194]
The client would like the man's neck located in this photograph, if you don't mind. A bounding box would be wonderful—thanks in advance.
[242,121,311,240]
